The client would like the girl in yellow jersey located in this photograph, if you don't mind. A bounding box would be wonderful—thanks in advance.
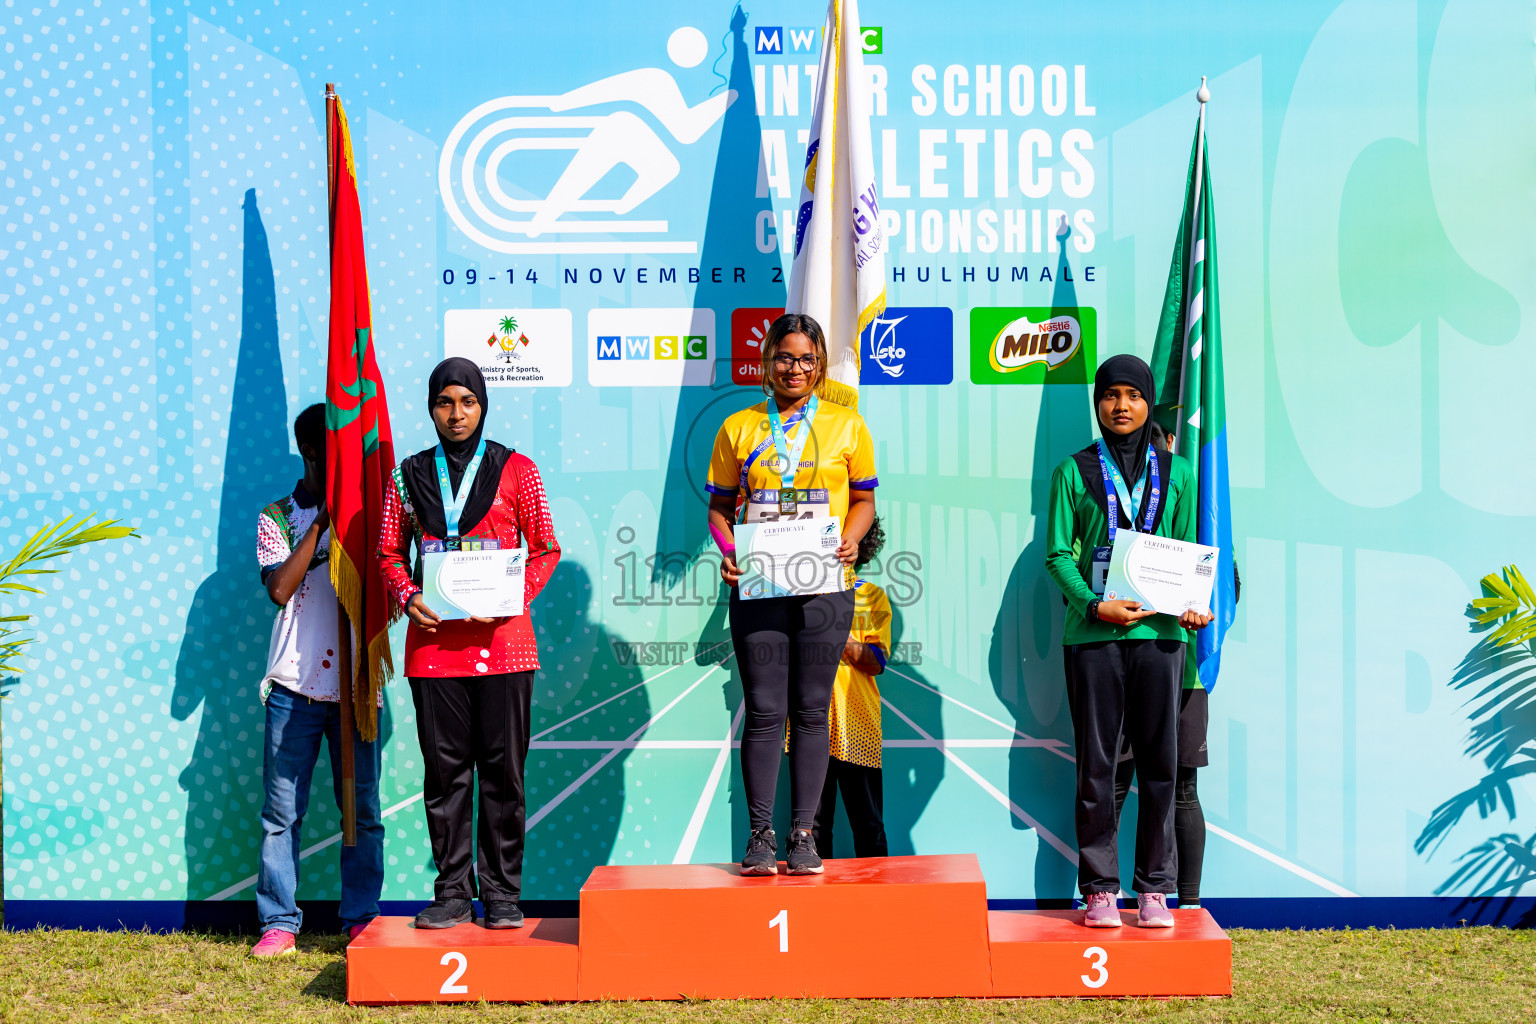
[812,518,891,859]
[706,313,878,877]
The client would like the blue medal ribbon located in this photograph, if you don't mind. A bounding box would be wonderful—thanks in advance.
[736,407,806,524]
[767,395,818,491]
[1095,439,1160,545]
[434,438,487,546]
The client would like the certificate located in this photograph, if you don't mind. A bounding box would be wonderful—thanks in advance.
[1103,532,1218,617]
[421,539,526,620]
[734,516,846,601]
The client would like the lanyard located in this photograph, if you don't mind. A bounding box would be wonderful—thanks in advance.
[736,408,804,523]
[767,396,818,490]
[434,438,486,541]
[1095,439,1160,545]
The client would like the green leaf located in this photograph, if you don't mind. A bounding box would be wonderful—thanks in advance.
[0,513,139,682]
[1483,572,1518,603]
[1491,611,1536,647]
[1511,566,1536,609]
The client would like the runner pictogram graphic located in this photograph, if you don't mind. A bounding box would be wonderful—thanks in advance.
[439,26,735,255]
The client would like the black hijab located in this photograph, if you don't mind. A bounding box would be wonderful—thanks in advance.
[400,357,511,539]
[1093,354,1158,485]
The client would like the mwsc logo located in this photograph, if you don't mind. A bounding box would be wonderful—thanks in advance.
[595,335,709,360]
[589,308,716,387]
[753,25,881,54]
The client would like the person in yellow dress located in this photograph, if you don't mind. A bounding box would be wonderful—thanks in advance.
[811,517,891,859]
[705,312,879,876]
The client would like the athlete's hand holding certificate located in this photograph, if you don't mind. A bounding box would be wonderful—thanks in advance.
[419,539,526,620]
[1103,531,1218,619]
[734,516,846,600]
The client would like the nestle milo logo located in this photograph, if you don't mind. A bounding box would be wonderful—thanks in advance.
[989,314,1083,373]
[969,306,1096,386]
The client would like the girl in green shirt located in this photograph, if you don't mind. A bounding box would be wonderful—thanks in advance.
[1045,354,1211,929]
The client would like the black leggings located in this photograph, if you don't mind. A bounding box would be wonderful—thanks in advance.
[730,588,856,831]
[1115,761,1206,903]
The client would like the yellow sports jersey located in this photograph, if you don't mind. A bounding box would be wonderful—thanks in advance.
[706,398,879,525]
[829,579,892,768]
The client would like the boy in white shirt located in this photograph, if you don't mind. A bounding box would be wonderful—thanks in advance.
[249,404,383,956]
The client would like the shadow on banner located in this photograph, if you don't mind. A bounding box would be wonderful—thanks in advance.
[651,2,780,592]
[171,189,394,913]
[526,561,648,898]
[986,222,1094,898]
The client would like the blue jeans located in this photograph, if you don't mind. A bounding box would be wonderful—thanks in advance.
[256,687,384,933]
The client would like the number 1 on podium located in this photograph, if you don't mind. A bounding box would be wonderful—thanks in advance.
[768,909,789,953]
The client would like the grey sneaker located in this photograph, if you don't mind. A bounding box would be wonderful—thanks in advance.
[741,827,778,876]
[414,898,474,930]
[1083,891,1122,928]
[483,900,525,929]
[785,828,824,875]
[1137,892,1175,928]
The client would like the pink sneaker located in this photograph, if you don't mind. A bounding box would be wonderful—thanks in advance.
[251,929,297,958]
[1083,891,1122,928]
[1137,892,1175,928]
[347,923,369,941]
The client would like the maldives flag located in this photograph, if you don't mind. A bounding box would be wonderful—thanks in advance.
[325,95,396,740]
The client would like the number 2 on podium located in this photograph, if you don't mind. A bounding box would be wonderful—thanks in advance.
[768,909,789,953]
[440,951,469,995]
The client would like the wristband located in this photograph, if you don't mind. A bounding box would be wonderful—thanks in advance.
[1087,598,1103,622]
[709,521,736,559]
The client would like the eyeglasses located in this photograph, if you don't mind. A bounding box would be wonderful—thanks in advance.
[772,353,819,372]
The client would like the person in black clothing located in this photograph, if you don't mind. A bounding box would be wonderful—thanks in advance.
[1111,424,1240,911]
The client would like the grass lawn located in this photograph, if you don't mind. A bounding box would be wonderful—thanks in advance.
[0,926,1531,1023]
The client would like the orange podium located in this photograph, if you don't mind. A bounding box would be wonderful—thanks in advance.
[988,908,1232,997]
[347,915,579,1004]
[577,854,993,999]
[345,855,1232,1003]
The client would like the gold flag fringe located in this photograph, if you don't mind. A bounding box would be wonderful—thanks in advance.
[330,541,392,742]
[820,377,860,412]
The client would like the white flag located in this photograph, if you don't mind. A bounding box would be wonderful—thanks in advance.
[784,0,886,411]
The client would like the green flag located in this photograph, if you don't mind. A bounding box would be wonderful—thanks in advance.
[1149,88,1235,693]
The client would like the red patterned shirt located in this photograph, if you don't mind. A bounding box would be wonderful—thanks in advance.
[377,452,560,678]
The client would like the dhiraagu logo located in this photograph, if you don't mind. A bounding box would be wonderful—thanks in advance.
[969,306,1096,385]
[589,308,716,387]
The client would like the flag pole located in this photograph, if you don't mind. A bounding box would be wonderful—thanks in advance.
[1175,76,1210,447]
[326,81,358,849]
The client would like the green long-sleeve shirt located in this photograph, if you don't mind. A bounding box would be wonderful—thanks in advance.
[1045,451,1196,646]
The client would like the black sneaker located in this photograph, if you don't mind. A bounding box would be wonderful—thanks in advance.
[413,898,474,929]
[786,827,824,875]
[483,900,525,929]
[740,827,778,876]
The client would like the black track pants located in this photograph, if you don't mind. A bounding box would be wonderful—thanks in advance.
[409,671,532,902]
[1064,639,1183,895]
[730,588,857,831]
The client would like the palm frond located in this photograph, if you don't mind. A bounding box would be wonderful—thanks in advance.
[1417,755,1536,853]
[1509,565,1536,609]
[0,513,140,687]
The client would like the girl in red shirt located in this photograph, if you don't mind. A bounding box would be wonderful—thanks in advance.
[377,357,560,930]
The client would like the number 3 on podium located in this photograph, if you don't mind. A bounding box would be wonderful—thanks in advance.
[768,909,789,953]
[1080,946,1109,989]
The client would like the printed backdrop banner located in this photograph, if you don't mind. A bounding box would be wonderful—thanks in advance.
[2,0,1533,924]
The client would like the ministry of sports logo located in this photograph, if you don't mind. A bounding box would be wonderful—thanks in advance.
[438,27,734,256]
[443,308,574,388]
